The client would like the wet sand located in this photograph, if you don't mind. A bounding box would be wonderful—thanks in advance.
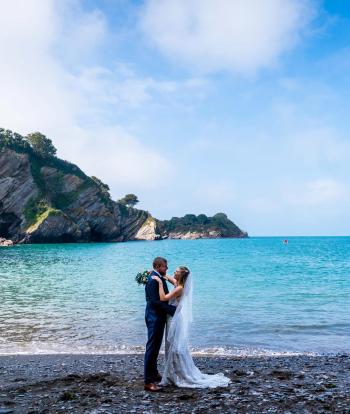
[0,354,349,413]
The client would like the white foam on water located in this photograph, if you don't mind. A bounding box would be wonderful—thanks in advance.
[0,343,144,356]
[189,346,318,357]
[0,342,319,357]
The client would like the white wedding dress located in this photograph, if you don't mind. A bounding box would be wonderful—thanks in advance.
[161,275,231,388]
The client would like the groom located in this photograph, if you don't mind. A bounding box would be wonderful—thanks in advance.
[144,257,176,392]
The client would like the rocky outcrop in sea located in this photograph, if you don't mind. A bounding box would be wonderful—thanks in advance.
[135,214,247,241]
[0,129,247,243]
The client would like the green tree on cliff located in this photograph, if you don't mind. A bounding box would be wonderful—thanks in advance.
[0,128,30,152]
[197,214,209,224]
[118,194,139,207]
[91,176,110,203]
[91,176,110,192]
[26,132,57,158]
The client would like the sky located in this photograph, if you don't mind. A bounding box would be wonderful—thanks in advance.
[0,0,349,236]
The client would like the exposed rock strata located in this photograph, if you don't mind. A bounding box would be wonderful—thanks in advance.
[135,216,161,240]
[166,230,220,239]
[0,150,38,238]
[25,209,82,243]
[0,149,148,243]
[0,144,247,243]
[0,237,13,246]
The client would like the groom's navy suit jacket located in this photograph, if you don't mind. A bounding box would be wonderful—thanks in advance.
[144,270,176,383]
[145,271,176,320]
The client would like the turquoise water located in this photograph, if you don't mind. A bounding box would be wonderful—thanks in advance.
[0,237,349,355]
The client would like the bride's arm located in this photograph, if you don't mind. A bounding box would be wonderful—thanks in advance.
[152,276,183,301]
[164,274,177,285]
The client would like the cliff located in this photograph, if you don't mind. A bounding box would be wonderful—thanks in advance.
[0,129,247,243]
[0,146,147,243]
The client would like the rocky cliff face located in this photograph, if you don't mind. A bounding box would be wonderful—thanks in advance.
[0,150,37,239]
[135,216,160,241]
[0,149,148,243]
[0,130,248,243]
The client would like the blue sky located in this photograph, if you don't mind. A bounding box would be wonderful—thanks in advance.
[0,0,349,235]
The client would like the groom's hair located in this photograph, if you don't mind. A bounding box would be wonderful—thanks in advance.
[153,257,167,268]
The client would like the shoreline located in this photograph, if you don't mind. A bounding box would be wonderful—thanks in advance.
[1,354,349,413]
[0,348,326,357]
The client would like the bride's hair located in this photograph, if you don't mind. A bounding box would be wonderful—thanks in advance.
[177,266,190,287]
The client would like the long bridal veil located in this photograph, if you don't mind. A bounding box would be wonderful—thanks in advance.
[161,274,231,388]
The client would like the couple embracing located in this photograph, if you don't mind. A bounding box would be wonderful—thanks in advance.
[144,257,230,391]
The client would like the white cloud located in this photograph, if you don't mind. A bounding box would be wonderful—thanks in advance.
[60,126,173,190]
[58,5,108,61]
[75,63,207,109]
[287,179,348,206]
[141,0,315,74]
[0,0,173,194]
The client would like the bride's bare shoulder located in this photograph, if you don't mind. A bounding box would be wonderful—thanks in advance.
[174,285,184,296]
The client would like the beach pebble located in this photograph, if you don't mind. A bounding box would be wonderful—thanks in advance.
[0,354,349,413]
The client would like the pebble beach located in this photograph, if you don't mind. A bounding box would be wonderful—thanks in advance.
[1,354,349,413]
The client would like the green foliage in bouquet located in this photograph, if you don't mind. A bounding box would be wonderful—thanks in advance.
[135,270,151,285]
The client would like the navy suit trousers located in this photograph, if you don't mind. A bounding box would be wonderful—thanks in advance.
[144,310,166,383]
[144,274,175,384]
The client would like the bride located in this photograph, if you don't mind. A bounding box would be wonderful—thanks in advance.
[152,267,230,388]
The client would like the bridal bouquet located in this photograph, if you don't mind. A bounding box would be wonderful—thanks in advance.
[135,270,151,285]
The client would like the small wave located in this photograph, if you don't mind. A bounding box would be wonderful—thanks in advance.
[189,346,317,357]
[0,343,145,356]
[0,342,319,357]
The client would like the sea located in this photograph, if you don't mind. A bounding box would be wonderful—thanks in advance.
[0,237,349,356]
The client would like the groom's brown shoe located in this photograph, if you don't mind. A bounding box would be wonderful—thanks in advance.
[144,383,163,392]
